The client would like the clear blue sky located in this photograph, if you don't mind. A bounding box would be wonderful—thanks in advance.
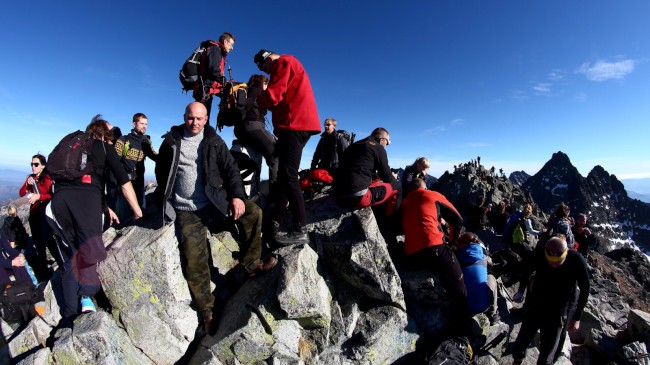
[1,1,649,180]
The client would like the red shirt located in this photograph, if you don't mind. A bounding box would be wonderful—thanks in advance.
[19,174,53,215]
[401,188,463,256]
[257,55,321,133]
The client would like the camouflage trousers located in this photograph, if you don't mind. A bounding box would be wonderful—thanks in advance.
[175,201,262,316]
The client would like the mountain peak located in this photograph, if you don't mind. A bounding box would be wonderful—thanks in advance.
[549,151,571,165]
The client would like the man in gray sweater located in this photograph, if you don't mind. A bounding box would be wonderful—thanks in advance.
[154,102,277,335]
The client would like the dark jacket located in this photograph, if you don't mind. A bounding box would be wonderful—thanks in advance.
[311,130,350,171]
[0,229,21,270]
[2,217,28,247]
[334,137,397,196]
[154,124,245,223]
[527,247,590,320]
[401,163,428,196]
[114,130,158,181]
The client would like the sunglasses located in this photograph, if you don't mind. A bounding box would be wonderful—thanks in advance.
[31,163,41,167]
[380,137,391,146]
[325,124,334,127]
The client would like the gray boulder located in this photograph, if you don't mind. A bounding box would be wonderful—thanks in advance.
[399,269,450,336]
[626,309,650,350]
[347,306,419,364]
[50,311,153,364]
[277,244,332,329]
[8,317,51,360]
[310,201,405,310]
[97,222,197,364]
[14,347,50,365]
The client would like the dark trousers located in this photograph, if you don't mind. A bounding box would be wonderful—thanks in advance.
[407,244,469,328]
[235,122,279,184]
[512,306,568,364]
[29,212,63,281]
[175,201,262,317]
[337,180,399,217]
[0,266,32,288]
[49,188,105,319]
[271,130,311,227]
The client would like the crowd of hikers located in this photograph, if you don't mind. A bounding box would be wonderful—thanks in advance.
[0,32,599,364]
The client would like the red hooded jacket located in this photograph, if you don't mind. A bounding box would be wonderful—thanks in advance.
[257,55,321,134]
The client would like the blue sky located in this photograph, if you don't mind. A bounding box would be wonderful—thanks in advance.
[1,1,649,181]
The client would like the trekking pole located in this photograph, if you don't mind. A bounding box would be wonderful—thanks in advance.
[227,66,233,81]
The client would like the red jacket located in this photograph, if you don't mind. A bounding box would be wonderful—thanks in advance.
[401,188,463,256]
[19,173,53,215]
[257,55,321,133]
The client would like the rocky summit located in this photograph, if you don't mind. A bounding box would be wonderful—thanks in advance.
[2,151,650,364]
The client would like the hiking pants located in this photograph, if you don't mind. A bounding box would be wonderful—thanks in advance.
[271,130,311,227]
[0,266,32,288]
[29,212,62,281]
[235,121,279,184]
[407,244,469,332]
[175,201,262,317]
[512,306,568,365]
[49,188,104,319]
[337,180,399,217]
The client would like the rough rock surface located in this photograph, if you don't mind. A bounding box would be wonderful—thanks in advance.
[50,311,154,364]
[98,220,197,364]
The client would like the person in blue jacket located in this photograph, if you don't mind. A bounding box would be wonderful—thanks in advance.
[453,232,499,324]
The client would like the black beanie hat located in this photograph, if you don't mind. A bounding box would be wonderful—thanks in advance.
[254,50,274,68]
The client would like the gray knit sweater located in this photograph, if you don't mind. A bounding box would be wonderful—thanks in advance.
[172,128,209,211]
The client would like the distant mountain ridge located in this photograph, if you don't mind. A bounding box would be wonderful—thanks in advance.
[521,151,650,254]
[508,170,530,186]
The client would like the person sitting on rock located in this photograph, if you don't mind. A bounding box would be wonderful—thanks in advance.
[400,178,469,333]
[2,205,28,252]
[401,157,430,197]
[333,127,399,217]
[453,232,499,325]
[153,102,278,335]
[572,213,598,257]
[0,222,37,288]
[310,117,350,173]
[511,235,590,365]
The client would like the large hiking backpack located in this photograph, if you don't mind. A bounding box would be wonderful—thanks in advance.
[217,82,248,130]
[179,40,213,92]
[336,130,355,145]
[47,130,96,182]
[503,212,524,245]
[0,281,38,324]
[426,336,473,365]
[553,218,576,249]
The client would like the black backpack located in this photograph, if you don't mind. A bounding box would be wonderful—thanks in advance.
[47,130,96,182]
[336,129,355,145]
[427,336,473,365]
[0,281,38,324]
[179,40,212,91]
[217,82,248,130]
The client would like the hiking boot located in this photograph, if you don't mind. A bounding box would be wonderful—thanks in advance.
[274,225,308,246]
[249,255,279,277]
[80,296,96,313]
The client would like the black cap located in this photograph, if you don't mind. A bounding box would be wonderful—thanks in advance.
[254,49,274,68]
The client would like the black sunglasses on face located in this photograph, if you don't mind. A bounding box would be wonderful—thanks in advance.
[31,163,40,167]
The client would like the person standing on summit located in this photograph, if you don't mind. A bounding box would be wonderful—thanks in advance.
[192,32,235,122]
[253,49,321,246]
